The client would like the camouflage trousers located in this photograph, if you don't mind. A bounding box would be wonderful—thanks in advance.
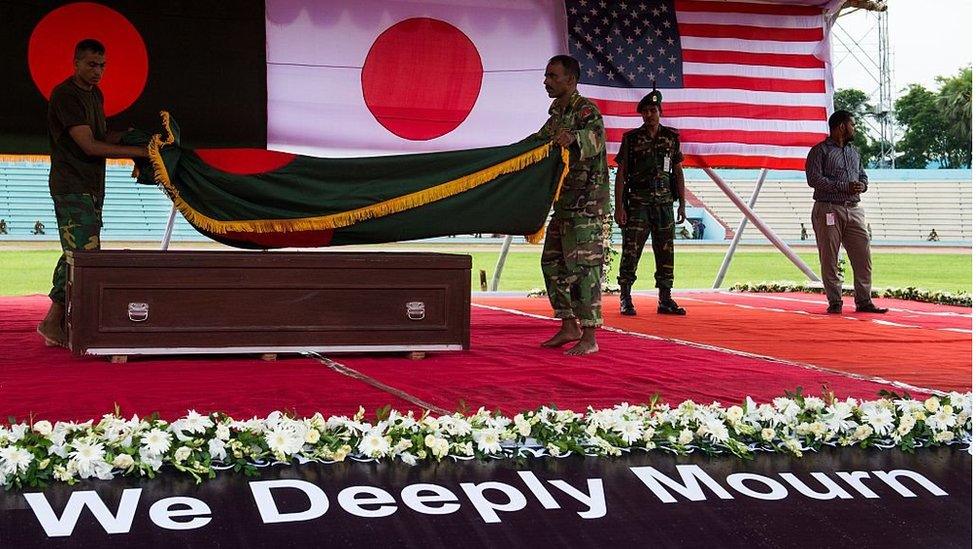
[49,193,103,303]
[617,202,675,289]
[541,214,604,327]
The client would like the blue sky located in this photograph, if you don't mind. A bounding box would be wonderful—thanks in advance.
[831,0,972,96]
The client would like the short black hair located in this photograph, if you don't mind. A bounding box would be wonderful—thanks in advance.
[74,39,105,60]
[547,55,580,81]
[828,110,854,131]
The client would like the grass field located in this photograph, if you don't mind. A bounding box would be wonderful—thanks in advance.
[1,248,970,295]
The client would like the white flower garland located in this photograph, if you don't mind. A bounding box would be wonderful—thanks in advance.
[0,391,970,489]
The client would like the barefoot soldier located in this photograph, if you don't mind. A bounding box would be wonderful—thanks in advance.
[534,55,610,356]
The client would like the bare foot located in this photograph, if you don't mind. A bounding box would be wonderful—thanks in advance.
[36,323,65,347]
[541,319,582,347]
[565,327,598,356]
[37,302,66,347]
[565,340,598,356]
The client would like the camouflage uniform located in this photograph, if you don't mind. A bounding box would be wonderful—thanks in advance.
[535,91,610,327]
[49,193,103,303]
[616,124,683,290]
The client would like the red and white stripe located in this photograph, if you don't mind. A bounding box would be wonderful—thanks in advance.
[580,0,833,171]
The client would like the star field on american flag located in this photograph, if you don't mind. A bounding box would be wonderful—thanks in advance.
[568,0,683,88]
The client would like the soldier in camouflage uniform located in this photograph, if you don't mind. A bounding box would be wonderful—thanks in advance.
[614,89,687,316]
[535,55,610,356]
[38,39,147,346]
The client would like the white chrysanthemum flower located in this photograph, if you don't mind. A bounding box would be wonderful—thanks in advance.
[924,397,941,413]
[357,429,391,458]
[400,452,417,466]
[70,441,108,479]
[894,399,925,415]
[514,414,532,437]
[925,408,957,431]
[175,410,214,435]
[0,446,34,474]
[141,428,173,456]
[615,419,643,444]
[853,424,873,441]
[265,425,306,457]
[822,402,857,433]
[948,392,970,413]
[588,409,615,430]
[677,429,694,445]
[862,406,895,436]
[761,428,776,442]
[473,428,503,454]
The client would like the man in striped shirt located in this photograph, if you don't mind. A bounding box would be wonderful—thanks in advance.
[805,110,887,315]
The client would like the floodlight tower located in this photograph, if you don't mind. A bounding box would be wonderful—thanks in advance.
[831,1,894,168]
[875,8,894,167]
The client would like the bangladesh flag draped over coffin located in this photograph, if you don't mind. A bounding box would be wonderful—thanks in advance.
[126,113,568,249]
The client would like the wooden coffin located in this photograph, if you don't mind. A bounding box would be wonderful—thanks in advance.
[66,250,471,357]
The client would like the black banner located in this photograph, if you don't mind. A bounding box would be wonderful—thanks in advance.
[0,448,970,547]
[0,0,266,153]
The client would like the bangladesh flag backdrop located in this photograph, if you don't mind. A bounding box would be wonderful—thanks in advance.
[0,0,267,152]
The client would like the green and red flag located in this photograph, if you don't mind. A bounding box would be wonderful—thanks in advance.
[127,113,568,249]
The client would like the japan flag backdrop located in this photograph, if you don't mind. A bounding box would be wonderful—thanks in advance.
[266,0,567,157]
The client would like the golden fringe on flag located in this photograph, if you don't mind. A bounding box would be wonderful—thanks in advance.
[0,154,133,166]
[148,111,570,241]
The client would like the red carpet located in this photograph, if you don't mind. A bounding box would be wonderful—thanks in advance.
[475,292,972,394]
[336,305,928,415]
[1,294,948,422]
[0,296,417,421]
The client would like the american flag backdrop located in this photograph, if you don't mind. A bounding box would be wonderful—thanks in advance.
[568,0,833,170]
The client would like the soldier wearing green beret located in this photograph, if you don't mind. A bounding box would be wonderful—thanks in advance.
[614,88,687,316]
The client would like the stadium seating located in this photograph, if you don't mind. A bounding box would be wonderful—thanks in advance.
[682,169,972,244]
[0,162,971,245]
[0,161,201,241]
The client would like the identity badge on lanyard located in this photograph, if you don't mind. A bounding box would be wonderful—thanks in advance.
[662,154,672,173]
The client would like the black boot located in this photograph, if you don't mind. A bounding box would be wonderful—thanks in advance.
[619,284,637,316]
[657,288,686,315]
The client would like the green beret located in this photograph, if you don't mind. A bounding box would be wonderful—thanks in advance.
[637,89,663,112]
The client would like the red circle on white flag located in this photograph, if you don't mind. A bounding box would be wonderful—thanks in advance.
[28,2,148,116]
[362,18,483,141]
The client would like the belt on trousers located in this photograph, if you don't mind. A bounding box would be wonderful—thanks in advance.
[816,200,860,207]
